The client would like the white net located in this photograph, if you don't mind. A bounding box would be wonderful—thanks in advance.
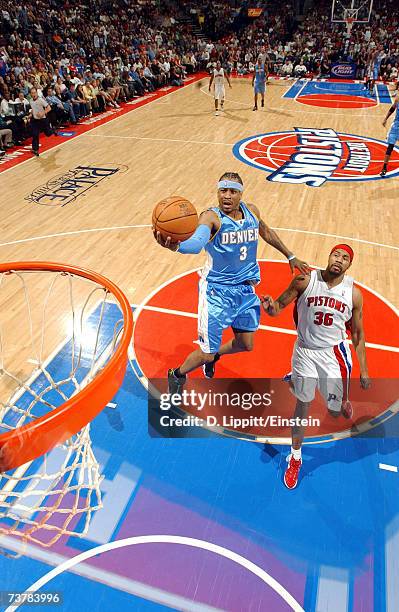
[331,0,373,23]
[0,267,128,554]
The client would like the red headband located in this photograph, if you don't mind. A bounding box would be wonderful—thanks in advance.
[330,244,354,262]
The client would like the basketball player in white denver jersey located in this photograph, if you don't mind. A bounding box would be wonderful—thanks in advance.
[262,244,370,489]
[208,60,232,116]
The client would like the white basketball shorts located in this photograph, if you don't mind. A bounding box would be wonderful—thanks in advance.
[291,340,352,412]
[214,85,225,101]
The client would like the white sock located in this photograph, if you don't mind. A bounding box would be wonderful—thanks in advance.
[291,446,302,460]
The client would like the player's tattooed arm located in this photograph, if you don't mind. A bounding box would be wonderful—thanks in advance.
[261,275,310,317]
[383,96,398,126]
[247,203,310,275]
[351,287,371,389]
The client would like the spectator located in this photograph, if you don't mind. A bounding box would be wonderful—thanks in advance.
[13,91,30,115]
[294,60,308,77]
[75,84,90,117]
[83,81,100,113]
[0,115,13,150]
[55,84,78,123]
[127,68,145,96]
[280,59,293,77]
[46,86,69,127]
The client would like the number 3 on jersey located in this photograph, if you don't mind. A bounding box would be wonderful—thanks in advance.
[239,246,247,261]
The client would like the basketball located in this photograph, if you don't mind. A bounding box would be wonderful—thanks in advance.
[152,196,198,242]
[195,80,203,89]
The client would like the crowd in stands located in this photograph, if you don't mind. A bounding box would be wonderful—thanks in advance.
[0,0,398,155]
[0,0,203,154]
[197,0,399,81]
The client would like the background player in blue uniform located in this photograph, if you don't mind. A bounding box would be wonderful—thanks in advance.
[380,93,399,176]
[251,58,268,111]
[154,172,309,393]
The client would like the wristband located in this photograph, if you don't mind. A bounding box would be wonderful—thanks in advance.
[287,254,296,261]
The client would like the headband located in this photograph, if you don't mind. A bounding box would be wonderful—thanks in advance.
[330,244,354,262]
[217,180,244,192]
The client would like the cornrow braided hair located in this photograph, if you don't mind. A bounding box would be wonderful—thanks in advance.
[218,172,243,185]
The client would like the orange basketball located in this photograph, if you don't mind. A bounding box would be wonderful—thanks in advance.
[152,196,198,243]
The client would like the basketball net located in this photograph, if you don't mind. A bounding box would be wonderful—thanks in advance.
[0,264,132,556]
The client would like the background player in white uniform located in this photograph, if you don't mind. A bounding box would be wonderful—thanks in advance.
[365,60,374,93]
[208,60,232,115]
[380,94,399,176]
[262,244,370,489]
[154,172,309,394]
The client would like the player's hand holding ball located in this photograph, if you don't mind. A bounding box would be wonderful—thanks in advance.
[152,228,179,251]
[152,196,198,252]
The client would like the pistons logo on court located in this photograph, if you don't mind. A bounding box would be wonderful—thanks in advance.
[233,128,399,187]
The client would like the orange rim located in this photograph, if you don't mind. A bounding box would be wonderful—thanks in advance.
[0,261,133,471]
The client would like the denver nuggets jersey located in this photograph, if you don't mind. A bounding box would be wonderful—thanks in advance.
[201,203,260,285]
[393,102,399,125]
[295,269,353,349]
[254,65,266,84]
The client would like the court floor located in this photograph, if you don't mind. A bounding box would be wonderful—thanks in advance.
[0,75,398,611]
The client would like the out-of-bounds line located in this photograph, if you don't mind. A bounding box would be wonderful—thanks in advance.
[134,303,399,353]
[7,535,305,612]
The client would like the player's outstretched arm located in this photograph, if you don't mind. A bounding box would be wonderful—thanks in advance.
[382,95,398,127]
[247,203,310,274]
[351,287,371,389]
[261,274,310,316]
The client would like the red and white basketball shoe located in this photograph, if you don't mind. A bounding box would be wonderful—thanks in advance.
[284,454,302,489]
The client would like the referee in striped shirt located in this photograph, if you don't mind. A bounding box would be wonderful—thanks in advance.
[29,87,54,156]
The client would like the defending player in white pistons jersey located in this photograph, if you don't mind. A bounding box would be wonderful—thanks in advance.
[262,244,370,490]
[208,60,232,115]
[295,268,353,349]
